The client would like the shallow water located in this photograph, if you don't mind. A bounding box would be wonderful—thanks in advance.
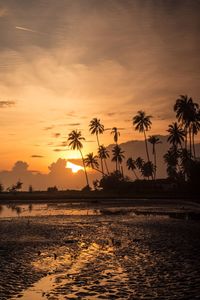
[0,204,101,218]
[13,242,130,300]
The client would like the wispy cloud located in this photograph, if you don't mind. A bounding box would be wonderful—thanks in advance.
[44,126,54,131]
[0,7,8,17]
[57,141,68,147]
[53,148,68,152]
[15,26,39,34]
[0,101,15,108]
[53,133,61,138]
[31,155,44,158]
[67,123,81,126]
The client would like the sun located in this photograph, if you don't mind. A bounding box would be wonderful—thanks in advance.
[66,161,84,173]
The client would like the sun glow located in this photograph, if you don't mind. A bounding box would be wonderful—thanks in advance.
[66,161,84,173]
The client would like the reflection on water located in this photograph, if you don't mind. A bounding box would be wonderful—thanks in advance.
[0,204,101,218]
[17,242,129,300]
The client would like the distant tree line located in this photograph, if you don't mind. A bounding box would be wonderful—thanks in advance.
[67,94,200,191]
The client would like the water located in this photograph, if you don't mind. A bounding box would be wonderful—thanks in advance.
[13,242,129,300]
[0,204,101,218]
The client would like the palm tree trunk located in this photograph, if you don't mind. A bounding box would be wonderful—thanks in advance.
[192,132,196,159]
[104,159,109,175]
[144,130,150,162]
[96,133,104,174]
[189,126,192,157]
[133,169,138,180]
[121,165,124,178]
[185,126,187,150]
[154,147,157,180]
[144,130,153,179]
[79,149,89,187]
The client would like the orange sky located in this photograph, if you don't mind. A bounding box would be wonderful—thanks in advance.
[0,0,200,173]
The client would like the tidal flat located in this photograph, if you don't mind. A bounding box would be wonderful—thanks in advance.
[0,202,200,300]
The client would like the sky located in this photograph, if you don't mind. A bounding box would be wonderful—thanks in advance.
[0,0,200,175]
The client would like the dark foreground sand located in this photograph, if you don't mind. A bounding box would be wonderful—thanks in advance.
[0,212,200,300]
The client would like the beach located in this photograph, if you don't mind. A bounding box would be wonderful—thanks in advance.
[0,200,200,300]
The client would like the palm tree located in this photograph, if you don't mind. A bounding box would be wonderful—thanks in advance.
[89,118,104,173]
[111,127,120,145]
[67,130,89,187]
[84,153,103,174]
[191,109,200,158]
[148,135,162,179]
[167,122,185,148]
[112,145,125,174]
[133,111,152,163]
[126,157,138,180]
[98,145,110,174]
[135,157,145,172]
[141,161,155,180]
[163,146,179,180]
[174,95,199,151]
[179,148,193,180]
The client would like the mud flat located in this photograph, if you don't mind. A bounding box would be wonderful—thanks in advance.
[0,212,200,299]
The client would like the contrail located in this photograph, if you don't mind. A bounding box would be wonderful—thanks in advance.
[15,26,38,33]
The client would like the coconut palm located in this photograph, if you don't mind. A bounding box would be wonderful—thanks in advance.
[111,127,120,145]
[191,109,200,158]
[89,118,104,173]
[135,157,145,170]
[126,157,138,180]
[163,146,179,180]
[98,145,110,174]
[141,161,155,180]
[84,153,103,174]
[174,95,199,151]
[112,145,125,173]
[67,130,89,187]
[148,135,162,179]
[133,111,152,163]
[167,122,185,148]
[179,148,193,180]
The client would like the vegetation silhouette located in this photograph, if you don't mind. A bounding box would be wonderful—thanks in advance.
[148,135,162,179]
[67,130,90,188]
[89,118,104,174]
[1,94,199,197]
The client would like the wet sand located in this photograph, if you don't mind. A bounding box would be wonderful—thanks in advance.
[0,212,200,299]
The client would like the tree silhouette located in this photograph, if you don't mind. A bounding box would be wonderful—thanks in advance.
[84,153,104,174]
[126,157,138,180]
[191,108,200,158]
[67,130,89,187]
[135,157,145,176]
[167,122,185,148]
[89,118,104,173]
[148,135,161,179]
[98,145,110,174]
[141,161,155,180]
[163,146,179,180]
[112,145,125,174]
[174,95,199,152]
[111,127,120,144]
[133,111,152,163]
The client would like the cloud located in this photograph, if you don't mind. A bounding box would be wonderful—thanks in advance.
[0,7,8,17]
[31,155,44,158]
[15,26,38,33]
[53,148,68,152]
[57,141,68,147]
[44,126,54,130]
[67,123,81,126]
[53,133,61,138]
[0,101,15,108]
